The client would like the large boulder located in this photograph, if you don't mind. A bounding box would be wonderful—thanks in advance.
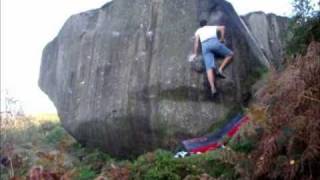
[241,12,289,68]
[39,0,278,157]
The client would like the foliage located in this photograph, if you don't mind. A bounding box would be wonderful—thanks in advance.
[250,42,320,179]
[130,149,239,180]
[230,138,255,154]
[292,0,317,22]
[45,126,66,145]
[3,115,238,180]
[131,150,187,179]
[0,114,105,179]
[1,89,25,118]
[76,166,98,180]
[287,0,320,55]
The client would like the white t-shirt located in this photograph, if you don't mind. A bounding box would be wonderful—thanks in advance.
[195,26,218,42]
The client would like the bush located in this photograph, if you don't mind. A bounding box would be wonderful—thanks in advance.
[45,126,66,144]
[76,166,98,180]
[230,138,255,154]
[131,150,200,179]
[130,149,240,179]
[251,42,320,179]
[207,160,236,179]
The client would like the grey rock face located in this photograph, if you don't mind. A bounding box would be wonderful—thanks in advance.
[241,12,289,68]
[39,0,278,157]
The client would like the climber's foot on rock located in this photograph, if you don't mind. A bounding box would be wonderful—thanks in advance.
[211,86,218,96]
[216,69,226,79]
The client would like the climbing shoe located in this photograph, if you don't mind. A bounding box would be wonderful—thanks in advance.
[217,69,226,79]
[211,86,217,95]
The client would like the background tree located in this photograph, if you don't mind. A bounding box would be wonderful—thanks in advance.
[1,90,25,119]
[287,0,320,55]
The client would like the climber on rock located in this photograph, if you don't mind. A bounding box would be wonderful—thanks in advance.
[191,20,234,95]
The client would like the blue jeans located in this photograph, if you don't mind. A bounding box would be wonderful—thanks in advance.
[201,38,233,71]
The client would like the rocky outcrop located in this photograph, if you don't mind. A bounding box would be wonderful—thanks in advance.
[241,12,289,68]
[39,0,274,157]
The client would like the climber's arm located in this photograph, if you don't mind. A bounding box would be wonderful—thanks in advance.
[217,26,225,43]
[193,35,200,56]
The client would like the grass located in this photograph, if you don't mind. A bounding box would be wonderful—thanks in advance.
[77,166,98,180]
[136,151,236,179]
[1,109,261,180]
[0,113,251,179]
[0,114,111,179]
[1,114,58,146]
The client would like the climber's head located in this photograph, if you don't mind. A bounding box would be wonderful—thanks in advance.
[200,20,207,27]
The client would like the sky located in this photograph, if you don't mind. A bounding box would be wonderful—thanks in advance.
[0,0,317,114]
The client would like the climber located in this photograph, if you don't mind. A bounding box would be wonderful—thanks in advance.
[191,20,234,95]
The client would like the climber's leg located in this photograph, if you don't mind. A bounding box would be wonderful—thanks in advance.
[206,68,217,94]
[219,52,233,72]
[215,43,233,73]
[203,49,217,94]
